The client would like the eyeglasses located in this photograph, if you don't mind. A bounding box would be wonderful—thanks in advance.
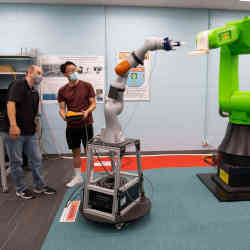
[66,68,77,74]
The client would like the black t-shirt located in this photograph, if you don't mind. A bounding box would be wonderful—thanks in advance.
[4,79,39,135]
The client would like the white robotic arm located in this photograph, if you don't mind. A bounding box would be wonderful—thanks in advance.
[101,37,182,143]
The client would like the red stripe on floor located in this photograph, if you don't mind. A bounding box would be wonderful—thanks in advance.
[81,155,213,172]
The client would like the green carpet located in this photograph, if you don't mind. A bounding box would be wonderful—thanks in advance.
[41,167,250,250]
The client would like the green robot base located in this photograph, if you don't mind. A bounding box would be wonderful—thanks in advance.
[190,17,250,201]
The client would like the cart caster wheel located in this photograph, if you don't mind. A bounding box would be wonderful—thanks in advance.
[115,223,125,230]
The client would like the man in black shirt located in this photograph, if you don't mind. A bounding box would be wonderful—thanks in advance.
[4,82,31,172]
[4,65,56,199]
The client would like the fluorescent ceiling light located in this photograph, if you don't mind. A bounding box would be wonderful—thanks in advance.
[240,0,250,2]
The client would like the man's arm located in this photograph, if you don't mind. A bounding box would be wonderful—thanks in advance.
[83,97,96,119]
[7,101,21,139]
[87,97,96,113]
[59,101,67,121]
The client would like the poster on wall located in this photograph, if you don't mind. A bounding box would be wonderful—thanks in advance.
[118,52,151,101]
[38,56,105,104]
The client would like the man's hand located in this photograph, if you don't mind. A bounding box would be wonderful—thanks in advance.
[82,110,89,119]
[9,125,21,140]
[59,110,66,121]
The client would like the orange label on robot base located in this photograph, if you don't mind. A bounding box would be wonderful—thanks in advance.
[219,169,229,184]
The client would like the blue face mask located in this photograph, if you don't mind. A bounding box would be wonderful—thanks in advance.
[34,76,43,85]
[69,72,78,82]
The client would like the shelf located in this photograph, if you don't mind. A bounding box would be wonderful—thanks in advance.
[0,56,34,59]
[0,53,36,88]
[0,72,26,75]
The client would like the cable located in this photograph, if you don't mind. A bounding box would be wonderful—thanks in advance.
[84,122,113,175]
[203,154,217,166]
[83,122,88,154]
[65,183,83,208]
[143,174,155,201]
[70,186,84,201]
[97,175,127,189]
[93,147,113,176]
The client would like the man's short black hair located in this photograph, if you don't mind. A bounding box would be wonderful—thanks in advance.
[60,61,76,74]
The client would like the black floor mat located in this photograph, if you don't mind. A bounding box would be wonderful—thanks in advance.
[0,158,73,250]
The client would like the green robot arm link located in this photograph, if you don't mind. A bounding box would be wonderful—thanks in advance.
[192,17,250,125]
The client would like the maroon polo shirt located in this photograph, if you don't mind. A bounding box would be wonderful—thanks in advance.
[57,80,95,128]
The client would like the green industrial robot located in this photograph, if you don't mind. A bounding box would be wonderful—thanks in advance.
[191,17,250,201]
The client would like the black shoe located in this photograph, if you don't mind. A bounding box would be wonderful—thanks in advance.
[33,186,56,195]
[16,189,36,200]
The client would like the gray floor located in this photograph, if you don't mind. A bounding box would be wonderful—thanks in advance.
[0,158,73,250]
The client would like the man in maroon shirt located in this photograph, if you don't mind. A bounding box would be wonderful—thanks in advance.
[57,61,96,187]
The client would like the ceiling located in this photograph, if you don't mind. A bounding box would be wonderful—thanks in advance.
[0,0,250,11]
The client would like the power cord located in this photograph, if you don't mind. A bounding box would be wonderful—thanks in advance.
[65,183,83,208]
[93,148,113,176]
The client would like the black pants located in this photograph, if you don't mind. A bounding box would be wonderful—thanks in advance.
[66,124,94,150]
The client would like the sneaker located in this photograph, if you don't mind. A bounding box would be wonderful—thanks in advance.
[33,186,57,195]
[16,189,36,200]
[66,175,83,188]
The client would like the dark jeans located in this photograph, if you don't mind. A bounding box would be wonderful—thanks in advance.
[4,133,46,192]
